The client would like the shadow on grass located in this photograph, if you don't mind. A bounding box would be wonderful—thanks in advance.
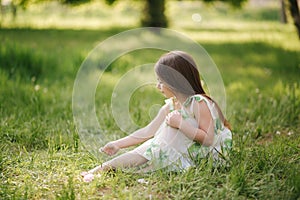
[201,41,299,84]
[0,27,299,84]
[0,26,135,80]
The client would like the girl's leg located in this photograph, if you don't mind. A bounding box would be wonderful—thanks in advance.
[105,150,148,168]
[88,150,148,174]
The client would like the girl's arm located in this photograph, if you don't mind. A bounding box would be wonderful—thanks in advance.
[166,101,214,146]
[101,104,169,155]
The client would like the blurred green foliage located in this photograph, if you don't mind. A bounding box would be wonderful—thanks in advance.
[0,1,299,199]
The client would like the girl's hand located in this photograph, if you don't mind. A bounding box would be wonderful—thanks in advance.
[100,141,120,156]
[166,110,183,129]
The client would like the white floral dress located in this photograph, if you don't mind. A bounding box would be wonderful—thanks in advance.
[134,94,232,172]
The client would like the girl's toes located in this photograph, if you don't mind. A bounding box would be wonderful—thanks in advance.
[80,171,89,177]
[83,174,94,182]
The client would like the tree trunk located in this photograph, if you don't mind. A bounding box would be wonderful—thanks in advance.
[289,0,300,39]
[141,0,168,27]
[280,0,287,23]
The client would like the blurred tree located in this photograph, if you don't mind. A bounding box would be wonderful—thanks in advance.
[9,0,247,27]
[201,0,247,7]
[105,0,247,27]
[105,0,168,27]
[59,0,92,5]
[288,0,300,39]
[280,0,288,23]
[141,0,168,27]
[0,0,17,19]
[7,0,300,39]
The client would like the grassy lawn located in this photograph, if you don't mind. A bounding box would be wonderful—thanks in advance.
[0,1,299,199]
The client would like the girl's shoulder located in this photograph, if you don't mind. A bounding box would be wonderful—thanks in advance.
[183,94,210,107]
[185,94,219,120]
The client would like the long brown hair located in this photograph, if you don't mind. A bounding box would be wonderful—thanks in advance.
[155,51,231,130]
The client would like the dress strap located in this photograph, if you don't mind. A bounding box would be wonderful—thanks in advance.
[184,94,219,120]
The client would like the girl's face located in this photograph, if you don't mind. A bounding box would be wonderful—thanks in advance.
[156,78,174,98]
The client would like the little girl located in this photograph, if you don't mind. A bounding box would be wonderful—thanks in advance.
[81,51,232,182]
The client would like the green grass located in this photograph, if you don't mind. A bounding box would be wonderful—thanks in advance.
[1,1,300,199]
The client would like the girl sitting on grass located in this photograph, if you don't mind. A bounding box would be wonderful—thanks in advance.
[81,51,232,182]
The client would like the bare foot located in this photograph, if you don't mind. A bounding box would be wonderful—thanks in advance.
[80,171,95,182]
[82,173,94,182]
[80,171,89,176]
